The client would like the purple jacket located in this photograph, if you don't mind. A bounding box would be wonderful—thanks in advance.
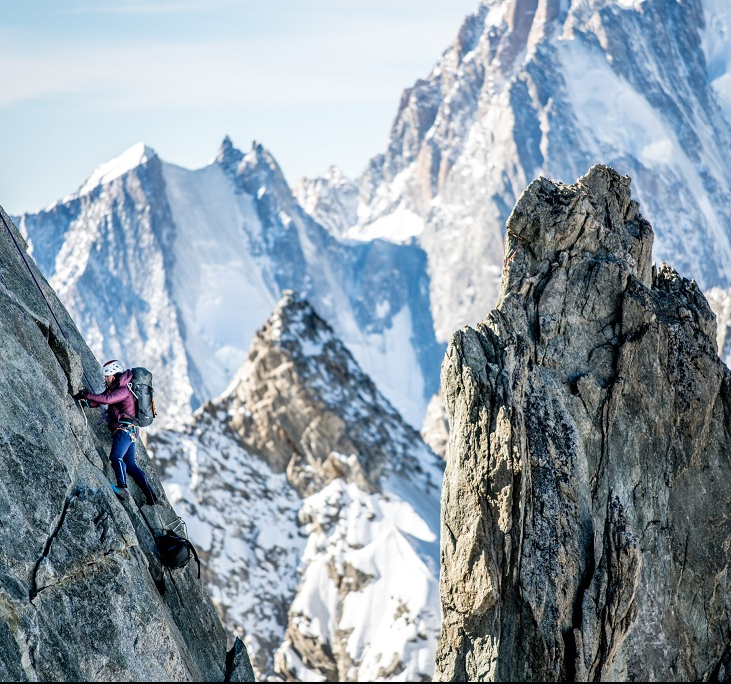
[85,369,136,430]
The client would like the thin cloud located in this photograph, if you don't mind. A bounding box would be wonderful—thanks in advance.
[0,47,399,110]
[64,0,239,15]
[0,19,457,110]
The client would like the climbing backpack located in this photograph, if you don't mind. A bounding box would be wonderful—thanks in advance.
[128,366,156,427]
[155,525,201,578]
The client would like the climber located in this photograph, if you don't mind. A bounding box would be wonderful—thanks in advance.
[76,360,157,505]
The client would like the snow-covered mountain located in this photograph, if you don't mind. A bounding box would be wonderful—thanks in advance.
[298,0,731,350]
[149,292,443,681]
[14,3,731,680]
[292,166,359,240]
[20,0,731,424]
[18,138,443,429]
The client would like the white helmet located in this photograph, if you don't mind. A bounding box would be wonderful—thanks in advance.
[103,359,125,376]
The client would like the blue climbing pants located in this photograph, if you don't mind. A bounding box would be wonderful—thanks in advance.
[109,428,153,498]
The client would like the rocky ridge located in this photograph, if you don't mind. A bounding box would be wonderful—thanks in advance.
[0,205,254,681]
[299,0,731,355]
[150,291,445,681]
[436,166,731,681]
[218,291,443,497]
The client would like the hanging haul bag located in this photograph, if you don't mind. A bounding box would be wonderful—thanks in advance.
[155,517,200,578]
[156,530,201,577]
[128,366,156,427]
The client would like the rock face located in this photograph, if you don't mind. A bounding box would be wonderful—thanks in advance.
[150,291,445,681]
[435,166,731,681]
[0,205,254,682]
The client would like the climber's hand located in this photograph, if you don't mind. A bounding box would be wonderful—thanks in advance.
[72,391,89,407]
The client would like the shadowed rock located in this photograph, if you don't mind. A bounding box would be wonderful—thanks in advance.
[435,166,731,681]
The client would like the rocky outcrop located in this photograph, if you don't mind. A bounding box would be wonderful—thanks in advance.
[217,290,442,498]
[0,205,254,682]
[435,166,731,681]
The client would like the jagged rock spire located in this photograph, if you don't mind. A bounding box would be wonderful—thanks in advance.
[436,166,731,681]
[215,134,244,179]
[218,289,442,497]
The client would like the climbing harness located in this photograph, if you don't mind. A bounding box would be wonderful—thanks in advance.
[0,211,97,392]
[116,422,137,442]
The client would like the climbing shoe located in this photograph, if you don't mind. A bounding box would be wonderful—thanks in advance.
[144,488,158,507]
[111,484,129,501]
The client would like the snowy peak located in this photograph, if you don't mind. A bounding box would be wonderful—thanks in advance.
[77,142,157,197]
[213,134,244,180]
[213,139,302,225]
[21,133,443,430]
[210,137,292,203]
[293,166,359,238]
[353,0,731,344]
[235,140,294,200]
[150,290,444,681]
[264,289,336,352]
[219,290,442,497]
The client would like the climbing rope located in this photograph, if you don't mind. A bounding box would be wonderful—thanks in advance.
[503,234,521,268]
[0,210,97,392]
[75,399,89,429]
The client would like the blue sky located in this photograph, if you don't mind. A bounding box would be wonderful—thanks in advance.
[0,0,479,215]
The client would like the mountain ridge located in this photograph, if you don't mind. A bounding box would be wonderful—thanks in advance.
[298,0,731,353]
[150,289,444,681]
[18,136,444,430]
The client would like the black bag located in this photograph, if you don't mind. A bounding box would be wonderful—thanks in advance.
[128,367,156,427]
[155,530,200,578]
